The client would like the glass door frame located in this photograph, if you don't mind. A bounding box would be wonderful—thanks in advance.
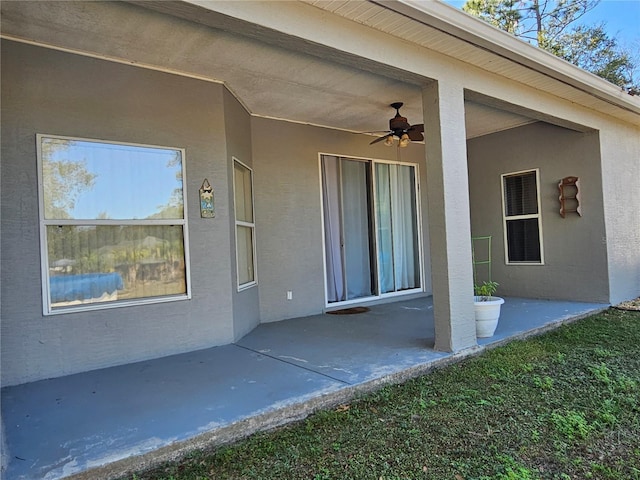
[319,152,425,308]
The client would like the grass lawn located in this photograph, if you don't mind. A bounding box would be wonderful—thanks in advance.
[127,308,640,480]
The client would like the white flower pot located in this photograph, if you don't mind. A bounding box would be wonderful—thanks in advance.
[474,296,504,338]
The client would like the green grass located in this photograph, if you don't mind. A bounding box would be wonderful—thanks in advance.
[125,309,640,480]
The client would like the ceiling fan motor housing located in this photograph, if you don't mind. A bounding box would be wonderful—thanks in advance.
[389,102,410,132]
[389,115,410,132]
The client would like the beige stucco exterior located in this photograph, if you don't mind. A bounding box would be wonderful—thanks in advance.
[468,123,609,301]
[1,0,638,386]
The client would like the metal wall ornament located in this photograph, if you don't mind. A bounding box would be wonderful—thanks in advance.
[199,179,215,218]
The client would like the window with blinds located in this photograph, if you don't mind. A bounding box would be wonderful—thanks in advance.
[501,169,543,264]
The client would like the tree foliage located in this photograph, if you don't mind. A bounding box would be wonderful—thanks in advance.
[41,140,97,219]
[463,0,521,33]
[462,0,638,93]
[549,23,636,90]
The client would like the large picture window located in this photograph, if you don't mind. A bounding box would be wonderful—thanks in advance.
[37,135,190,314]
[501,169,543,264]
[233,159,257,290]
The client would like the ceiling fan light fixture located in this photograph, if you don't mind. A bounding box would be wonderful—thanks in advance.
[369,103,424,148]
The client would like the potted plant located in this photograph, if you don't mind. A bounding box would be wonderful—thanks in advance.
[473,281,504,338]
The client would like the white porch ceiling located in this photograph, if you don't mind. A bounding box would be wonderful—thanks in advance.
[126,1,541,139]
[3,0,625,139]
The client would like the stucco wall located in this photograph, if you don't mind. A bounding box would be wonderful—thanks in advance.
[467,122,609,302]
[0,41,236,386]
[599,122,640,305]
[251,117,431,323]
[223,90,261,340]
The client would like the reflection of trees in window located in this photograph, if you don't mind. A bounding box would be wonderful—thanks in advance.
[47,225,186,286]
[41,139,97,219]
[39,135,189,312]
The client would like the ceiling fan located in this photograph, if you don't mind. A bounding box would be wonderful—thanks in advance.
[369,102,424,147]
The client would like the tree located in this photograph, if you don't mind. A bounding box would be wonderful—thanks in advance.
[462,0,521,33]
[549,23,636,88]
[463,0,599,45]
[463,0,639,94]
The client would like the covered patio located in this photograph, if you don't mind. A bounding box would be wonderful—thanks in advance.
[1,297,607,480]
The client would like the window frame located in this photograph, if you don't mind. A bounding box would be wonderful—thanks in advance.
[232,157,258,291]
[501,168,545,265]
[37,134,191,315]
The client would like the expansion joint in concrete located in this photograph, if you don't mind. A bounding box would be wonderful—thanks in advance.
[233,343,352,385]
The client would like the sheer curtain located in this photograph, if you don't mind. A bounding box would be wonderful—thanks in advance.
[341,159,372,300]
[375,164,394,293]
[322,156,344,302]
[322,157,372,302]
[376,163,419,293]
[392,164,418,290]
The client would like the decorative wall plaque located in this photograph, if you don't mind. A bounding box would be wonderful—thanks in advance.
[199,178,215,218]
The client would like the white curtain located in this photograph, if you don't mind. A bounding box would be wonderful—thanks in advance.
[376,163,419,293]
[322,156,344,302]
[375,165,394,293]
[392,164,418,290]
[342,160,372,299]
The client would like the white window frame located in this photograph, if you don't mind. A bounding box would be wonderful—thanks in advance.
[501,168,545,265]
[37,134,191,315]
[233,157,258,291]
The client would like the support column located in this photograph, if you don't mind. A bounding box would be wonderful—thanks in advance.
[423,81,477,352]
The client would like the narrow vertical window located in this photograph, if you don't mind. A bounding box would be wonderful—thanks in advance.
[233,159,256,289]
[501,169,543,264]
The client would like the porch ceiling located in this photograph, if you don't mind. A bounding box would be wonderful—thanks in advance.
[4,0,634,140]
[123,1,545,138]
[128,0,632,136]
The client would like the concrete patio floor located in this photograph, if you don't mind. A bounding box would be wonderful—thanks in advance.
[1,296,608,480]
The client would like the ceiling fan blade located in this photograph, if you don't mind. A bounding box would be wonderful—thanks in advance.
[408,123,424,133]
[407,130,424,142]
[370,133,393,145]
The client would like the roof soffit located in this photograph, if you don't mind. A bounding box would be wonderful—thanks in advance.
[301,0,640,123]
[131,0,638,127]
[1,0,636,137]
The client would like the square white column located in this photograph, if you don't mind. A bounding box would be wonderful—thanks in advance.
[423,81,477,352]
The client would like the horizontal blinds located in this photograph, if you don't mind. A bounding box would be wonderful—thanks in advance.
[504,171,538,216]
[506,218,541,262]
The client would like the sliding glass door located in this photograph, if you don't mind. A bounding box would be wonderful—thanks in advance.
[321,155,421,304]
